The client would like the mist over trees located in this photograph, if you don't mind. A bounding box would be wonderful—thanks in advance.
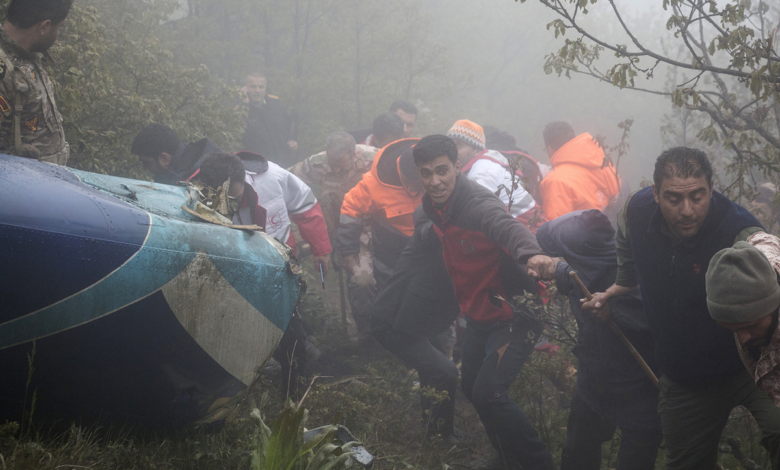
[26,0,778,193]
[525,0,780,201]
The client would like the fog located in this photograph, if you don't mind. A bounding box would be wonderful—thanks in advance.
[81,0,700,186]
[416,0,674,187]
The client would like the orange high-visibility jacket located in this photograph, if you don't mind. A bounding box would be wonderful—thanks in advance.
[338,138,421,258]
[540,133,621,221]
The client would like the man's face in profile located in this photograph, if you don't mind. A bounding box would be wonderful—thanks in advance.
[31,20,65,53]
[138,153,167,176]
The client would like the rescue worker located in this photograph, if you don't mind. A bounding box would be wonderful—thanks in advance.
[539,121,621,221]
[350,100,417,143]
[538,210,662,470]
[0,0,72,165]
[355,112,404,149]
[196,152,332,395]
[411,134,558,470]
[370,205,461,446]
[391,99,417,138]
[241,72,298,168]
[447,119,544,231]
[584,148,780,469]
[707,232,780,406]
[338,138,422,293]
[484,125,550,206]
[449,120,551,357]
[130,123,223,185]
[289,131,377,336]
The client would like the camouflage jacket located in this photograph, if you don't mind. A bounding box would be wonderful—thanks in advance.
[288,144,376,234]
[741,231,780,406]
[0,25,68,164]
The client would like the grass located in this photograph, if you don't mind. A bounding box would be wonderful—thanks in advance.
[0,268,772,469]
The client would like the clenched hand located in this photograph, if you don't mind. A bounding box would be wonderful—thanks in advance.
[527,254,557,280]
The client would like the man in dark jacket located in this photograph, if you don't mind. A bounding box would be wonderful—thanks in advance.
[350,100,417,143]
[131,123,223,185]
[537,210,661,470]
[412,134,557,470]
[241,72,297,168]
[584,148,780,469]
[370,205,461,445]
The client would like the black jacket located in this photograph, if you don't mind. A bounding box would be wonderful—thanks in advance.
[155,138,223,185]
[538,209,660,430]
[370,205,460,337]
[627,187,762,385]
[242,97,295,168]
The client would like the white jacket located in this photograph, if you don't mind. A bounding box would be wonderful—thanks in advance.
[464,149,537,218]
[234,161,318,242]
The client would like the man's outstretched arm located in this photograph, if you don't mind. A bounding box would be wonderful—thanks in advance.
[583,195,638,319]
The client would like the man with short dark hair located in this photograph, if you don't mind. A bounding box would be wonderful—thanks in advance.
[351,107,409,146]
[241,72,298,168]
[389,99,417,138]
[411,134,557,470]
[130,123,223,185]
[539,121,621,220]
[0,0,73,164]
[584,147,780,469]
[358,112,404,149]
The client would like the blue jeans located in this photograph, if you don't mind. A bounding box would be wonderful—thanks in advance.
[462,318,555,470]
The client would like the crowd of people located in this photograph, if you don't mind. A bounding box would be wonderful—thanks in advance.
[8,1,780,470]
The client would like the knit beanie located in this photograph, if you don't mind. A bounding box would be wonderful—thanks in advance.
[706,241,780,323]
[446,120,485,150]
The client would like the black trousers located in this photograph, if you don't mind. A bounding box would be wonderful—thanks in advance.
[273,312,308,395]
[560,391,662,470]
[461,318,555,470]
[372,320,458,437]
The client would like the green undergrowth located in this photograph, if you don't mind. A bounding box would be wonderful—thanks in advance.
[0,269,771,469]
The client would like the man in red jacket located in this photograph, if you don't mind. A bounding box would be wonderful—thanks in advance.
[413,135,557,470]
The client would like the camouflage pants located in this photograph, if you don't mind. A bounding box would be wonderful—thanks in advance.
[38,143,70,166]
[345,233,376,339]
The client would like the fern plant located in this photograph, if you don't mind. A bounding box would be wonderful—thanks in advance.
[250,400,357,470]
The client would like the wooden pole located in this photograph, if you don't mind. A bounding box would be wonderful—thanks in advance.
[569,271,660,389]
[338,269,347,327]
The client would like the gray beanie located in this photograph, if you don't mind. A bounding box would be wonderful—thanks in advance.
[706,241,780,323]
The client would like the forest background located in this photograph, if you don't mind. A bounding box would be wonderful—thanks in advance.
[26,0,684,186]
[1,0,779,469]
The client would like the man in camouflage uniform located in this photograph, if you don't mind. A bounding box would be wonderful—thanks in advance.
[0,0,72,165]
[289,131,377,339]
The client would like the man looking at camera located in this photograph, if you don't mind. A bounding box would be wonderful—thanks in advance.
[412,134,557,470]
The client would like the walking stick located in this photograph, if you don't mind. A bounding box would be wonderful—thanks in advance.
[338,268,347,327]
[569,271,660,389]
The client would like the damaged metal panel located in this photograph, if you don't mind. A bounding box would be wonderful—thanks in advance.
[0,154,301,424]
